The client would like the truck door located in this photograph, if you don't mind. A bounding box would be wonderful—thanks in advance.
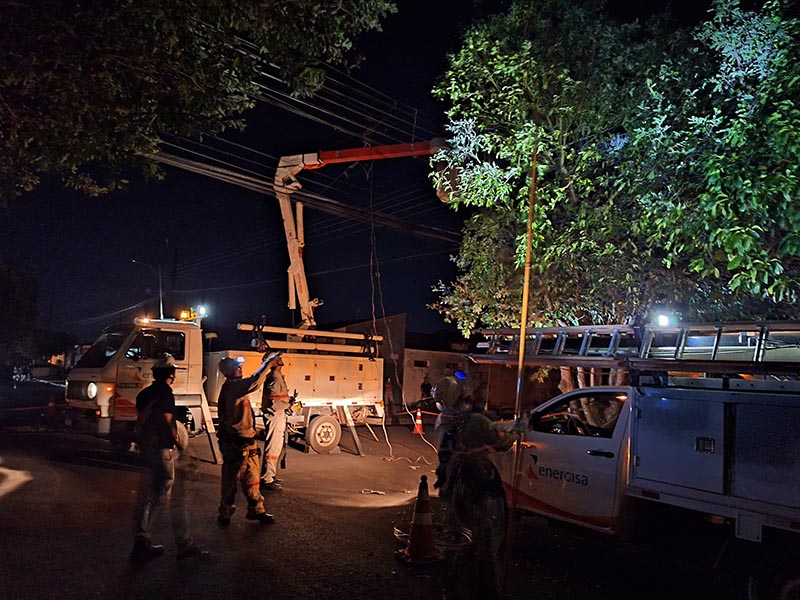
[115,328,188,421]
[509,388,630,530]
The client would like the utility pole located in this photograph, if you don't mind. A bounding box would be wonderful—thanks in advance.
[131,259,164,319]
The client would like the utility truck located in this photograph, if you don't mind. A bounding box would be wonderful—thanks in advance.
[66,139,449,456]
[64,315,384,457]
[472,321,800,599]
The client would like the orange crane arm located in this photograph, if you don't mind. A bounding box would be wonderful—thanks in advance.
[273,139,443,328]
[310,141,435,168]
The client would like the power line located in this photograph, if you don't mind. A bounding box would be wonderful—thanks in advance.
[173,248,454,294]
[152,152,460,244]
[57,31,456,330]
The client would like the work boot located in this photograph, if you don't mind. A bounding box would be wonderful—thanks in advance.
[245,511,275,524]
[130,540,165,562]
[176,543,211,561]
[217,514,231,527]
[217,503,235,527]
[260,480,282,492]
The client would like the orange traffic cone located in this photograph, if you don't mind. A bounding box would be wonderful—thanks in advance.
[412,409,424,435]
[396,475,440,564]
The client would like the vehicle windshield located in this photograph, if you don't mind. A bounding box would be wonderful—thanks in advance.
[74,324,134,369]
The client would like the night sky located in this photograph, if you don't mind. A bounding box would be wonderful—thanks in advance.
[0,0,714,347]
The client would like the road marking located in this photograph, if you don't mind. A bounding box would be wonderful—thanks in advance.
[0,457,33,499]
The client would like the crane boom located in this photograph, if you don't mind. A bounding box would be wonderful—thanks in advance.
[273,140,441,328]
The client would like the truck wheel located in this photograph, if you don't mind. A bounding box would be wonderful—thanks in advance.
[766,564,800,600]
[778,572,800,600]
[306,415,342,453]
[747,556,800,600]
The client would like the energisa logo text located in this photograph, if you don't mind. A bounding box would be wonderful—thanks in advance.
[539,466,589,486]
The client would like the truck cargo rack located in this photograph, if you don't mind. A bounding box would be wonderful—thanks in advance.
[471,321,800,379]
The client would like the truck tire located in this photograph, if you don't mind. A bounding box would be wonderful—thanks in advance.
[777,571,800,600]
[306,415,342,453]
[751,566,800,600]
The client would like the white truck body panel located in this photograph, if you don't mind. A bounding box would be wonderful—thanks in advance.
[500,383,800,542]
[203,350,384,419]
[498,387,631,532]
[632,386,727,494]
[626,384,800,540]
[733,401,800,507]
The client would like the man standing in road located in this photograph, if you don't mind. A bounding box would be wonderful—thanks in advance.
[420,375,433,407]
[260,356,290,492]
[217,353,281,525]
[131,357,208,562]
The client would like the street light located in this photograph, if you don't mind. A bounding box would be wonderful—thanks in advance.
[131,259,164,319]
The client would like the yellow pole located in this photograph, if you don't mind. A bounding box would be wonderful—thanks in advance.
[502,146,537,593]
[514,149,537,420]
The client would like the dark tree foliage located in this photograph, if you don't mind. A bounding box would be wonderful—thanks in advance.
[432,0,800,334]
[0,262,39,356]
[0,0,396,203]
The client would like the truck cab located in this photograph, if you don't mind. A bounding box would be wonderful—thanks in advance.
[65,318,208,441]
[493,386,632,533]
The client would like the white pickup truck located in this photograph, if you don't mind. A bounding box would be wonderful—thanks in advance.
[495,380,800,542]
[473,321,800,599]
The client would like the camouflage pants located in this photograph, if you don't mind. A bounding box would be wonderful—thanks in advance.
[218,438,265,518]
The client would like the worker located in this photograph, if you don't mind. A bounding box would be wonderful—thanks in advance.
[419,375,433,409]
[432,376,468,497]
[432,376,518,498]
[421,375,433,398]
[435,380,524,598]
[130,356,208,562]
[384,377,393,402]
[260,355,291,492]
[216,352,281,525]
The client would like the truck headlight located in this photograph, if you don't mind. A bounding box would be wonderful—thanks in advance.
[87,382,97,399]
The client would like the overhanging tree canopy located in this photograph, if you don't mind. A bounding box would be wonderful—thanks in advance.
[0,0,396,204]
[431,0,800,335]
[430,0,672,333]
[623,0,800,319]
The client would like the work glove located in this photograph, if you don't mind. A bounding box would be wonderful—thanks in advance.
[263,351,282,364]
[510,416,529,434]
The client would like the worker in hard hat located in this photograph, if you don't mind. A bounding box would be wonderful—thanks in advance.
[433,376,518,498]
[259,355,290,492]
[216,352,281,526]
[434,376,523,599]
[432,375,470,498]
[131,355,207,562]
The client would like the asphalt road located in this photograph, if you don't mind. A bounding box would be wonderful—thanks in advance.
[0,382,750,600]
